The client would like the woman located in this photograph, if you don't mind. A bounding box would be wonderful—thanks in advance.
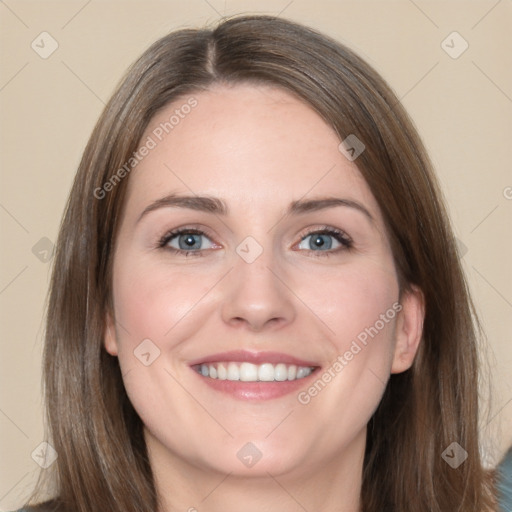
[20,14,496,512]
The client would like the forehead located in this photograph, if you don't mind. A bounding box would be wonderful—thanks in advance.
[124,83,381,223]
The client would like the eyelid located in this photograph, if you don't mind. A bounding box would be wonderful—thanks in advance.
[297,225,352,245]
[157,224,353,256]
[157,225,220,251]
[158,223,215,239]
[292,225,353,256]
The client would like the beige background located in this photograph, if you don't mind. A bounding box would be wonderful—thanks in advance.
[1,0,511,509]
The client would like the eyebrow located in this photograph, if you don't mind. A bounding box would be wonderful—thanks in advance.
[137,194,374,223]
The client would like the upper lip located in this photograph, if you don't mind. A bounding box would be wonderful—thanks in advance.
[188,350,319,367]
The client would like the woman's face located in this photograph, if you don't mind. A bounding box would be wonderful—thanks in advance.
[105,83,423,479]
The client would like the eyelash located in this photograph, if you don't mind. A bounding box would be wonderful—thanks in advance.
[157,225,353,258]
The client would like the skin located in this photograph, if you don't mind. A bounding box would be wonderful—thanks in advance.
[104,83,424,512]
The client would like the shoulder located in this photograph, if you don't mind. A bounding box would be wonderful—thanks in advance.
[497,448,512,512]
[10,501,62,512]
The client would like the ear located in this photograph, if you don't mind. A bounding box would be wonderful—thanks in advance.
[391,285,425,374]
[104,310,119,356]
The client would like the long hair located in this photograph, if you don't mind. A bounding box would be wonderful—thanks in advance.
[30,14,495,512]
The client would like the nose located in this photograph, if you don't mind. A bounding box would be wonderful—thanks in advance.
[220,245,296,332]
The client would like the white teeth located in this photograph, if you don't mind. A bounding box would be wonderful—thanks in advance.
[227,362,240,380]
[296,367,309,379]
[274,363,288,381]
[258,363,275,382]
[217,363,227,380]
[196,362,314,382]
[240,362,258,381]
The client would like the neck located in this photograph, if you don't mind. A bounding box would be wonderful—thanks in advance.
[147,428,365,512]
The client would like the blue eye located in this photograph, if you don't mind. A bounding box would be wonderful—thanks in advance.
[297,229,352,254]
[158,226,352,257]
[159,229,215,255]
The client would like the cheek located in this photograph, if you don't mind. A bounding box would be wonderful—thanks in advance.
[293,259,399,424]
[297,255,399,352]
[109,259,221,445]
[112,256,215,346]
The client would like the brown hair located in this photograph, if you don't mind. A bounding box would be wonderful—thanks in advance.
[30,14,495,512]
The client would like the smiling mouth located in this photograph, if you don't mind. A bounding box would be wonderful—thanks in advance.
[193,362,316,382]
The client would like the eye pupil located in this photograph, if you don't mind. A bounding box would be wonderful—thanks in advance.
[314,236,324,247]
[179,234,201,250]
[310,234,332,250]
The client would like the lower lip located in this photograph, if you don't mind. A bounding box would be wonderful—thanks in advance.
[192,369,318,401]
